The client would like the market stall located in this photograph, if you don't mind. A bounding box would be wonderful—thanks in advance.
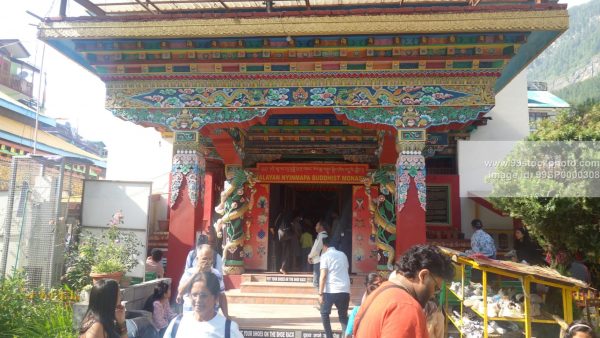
[439,247,589,338]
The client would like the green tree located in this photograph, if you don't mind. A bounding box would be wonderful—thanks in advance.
[489,106,600,282]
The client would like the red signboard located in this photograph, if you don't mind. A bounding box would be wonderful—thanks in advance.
[255,163,369,184]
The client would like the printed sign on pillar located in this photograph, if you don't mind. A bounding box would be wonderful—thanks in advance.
[351,185,377,273]
[243,183,269,270]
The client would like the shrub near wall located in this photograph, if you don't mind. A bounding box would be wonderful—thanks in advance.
[0,272,77,338]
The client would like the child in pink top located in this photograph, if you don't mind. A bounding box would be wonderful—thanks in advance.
[143,281,177,336]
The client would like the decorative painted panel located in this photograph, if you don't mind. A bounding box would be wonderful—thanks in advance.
[170,149,204,208]
[334,105,492,128]
[131,86,469,108]
[396,153,427,212]
[113,107,268,130]
[351,185,378,273]
[243,183,269,271]
[364,169,397,272]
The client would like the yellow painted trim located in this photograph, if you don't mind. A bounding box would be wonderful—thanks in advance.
[39,10,568,39]
[530,276,580,290]
[105,76,497,89]
[483,270,488,338]
[524,276,532,338]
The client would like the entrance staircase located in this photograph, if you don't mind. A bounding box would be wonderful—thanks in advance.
[226,273,365,338]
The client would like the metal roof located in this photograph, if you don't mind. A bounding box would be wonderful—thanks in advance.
[74,0,489,16]
[0,40,30,59]
[528,90,570,109]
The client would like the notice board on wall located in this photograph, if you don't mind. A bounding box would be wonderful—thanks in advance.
[426,185,450,225]
[81,180,152,279]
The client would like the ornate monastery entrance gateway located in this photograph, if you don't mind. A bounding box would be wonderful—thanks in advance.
[39,0,568,289]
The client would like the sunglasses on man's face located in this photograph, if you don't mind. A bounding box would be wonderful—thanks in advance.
[430,275,443,296]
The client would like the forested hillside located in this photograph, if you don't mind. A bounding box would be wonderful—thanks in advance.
[527,0,600,95]
[556,75,600,107]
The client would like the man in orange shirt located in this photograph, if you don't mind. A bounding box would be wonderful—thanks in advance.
[352,244,454,338]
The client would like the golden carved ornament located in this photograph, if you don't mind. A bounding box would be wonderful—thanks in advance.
[104,76,497,90]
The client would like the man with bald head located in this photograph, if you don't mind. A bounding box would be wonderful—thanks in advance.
[177,244,229,317]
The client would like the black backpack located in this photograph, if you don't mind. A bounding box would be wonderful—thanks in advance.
[275,213,292,241]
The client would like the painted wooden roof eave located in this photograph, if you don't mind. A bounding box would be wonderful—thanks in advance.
[37,7,568,92]
[38,9,569,39]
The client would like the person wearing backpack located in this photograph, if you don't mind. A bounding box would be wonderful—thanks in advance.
[164,272,243,338]
[308,219,329,289]
[276,211,294,274]
[352,244,454,338]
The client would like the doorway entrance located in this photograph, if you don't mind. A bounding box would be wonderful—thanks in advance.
[268,184,352,273]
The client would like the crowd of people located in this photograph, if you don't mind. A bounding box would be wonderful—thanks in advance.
[77,215,596,338]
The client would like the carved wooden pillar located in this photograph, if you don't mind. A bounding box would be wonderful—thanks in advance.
[166,131,205,292]
[395,128,427,256]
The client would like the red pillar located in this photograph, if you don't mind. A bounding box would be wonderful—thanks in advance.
[203,171,214,232]
[395,184,426,258]
[394,127,427,259]
[166,180,203,296]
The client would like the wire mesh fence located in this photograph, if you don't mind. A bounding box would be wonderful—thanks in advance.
[0,155,98,289]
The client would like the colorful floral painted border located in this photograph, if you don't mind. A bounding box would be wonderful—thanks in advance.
[131,86,469,108]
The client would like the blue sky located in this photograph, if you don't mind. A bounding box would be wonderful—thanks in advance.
[0,0,593,144]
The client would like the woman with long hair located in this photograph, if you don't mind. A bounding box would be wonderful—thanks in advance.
[79,279,127,338]
[164,271,243,337]
[345,272,383,338]
[143,281,177,336]
[514,227,546,266]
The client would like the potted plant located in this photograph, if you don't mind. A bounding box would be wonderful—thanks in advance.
[64,211,142,289]
[89,211,142,283]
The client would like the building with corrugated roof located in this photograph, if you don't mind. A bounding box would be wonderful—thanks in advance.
[0,39,107,191]
[527,81,571,132]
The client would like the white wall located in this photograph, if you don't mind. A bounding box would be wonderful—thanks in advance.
[458,70,529,236]
[470,71,530,142]
[105,121,172,195]
[460,198,514,238]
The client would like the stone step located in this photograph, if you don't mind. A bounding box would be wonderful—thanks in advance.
[225,289,362,305]
[243,273,314,283]
[240,281,365,295]
[225,289,319,305]
[242,272,366,285]
[231,303,345,338]
[241,281,315,294]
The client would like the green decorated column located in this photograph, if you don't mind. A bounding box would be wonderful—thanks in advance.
[214,166,256,275]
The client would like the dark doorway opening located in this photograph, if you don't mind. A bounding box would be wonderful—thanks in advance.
[268,184,352,273]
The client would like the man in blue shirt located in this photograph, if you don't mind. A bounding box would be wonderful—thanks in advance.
[185,228,223,274]
[467,219,496,259]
